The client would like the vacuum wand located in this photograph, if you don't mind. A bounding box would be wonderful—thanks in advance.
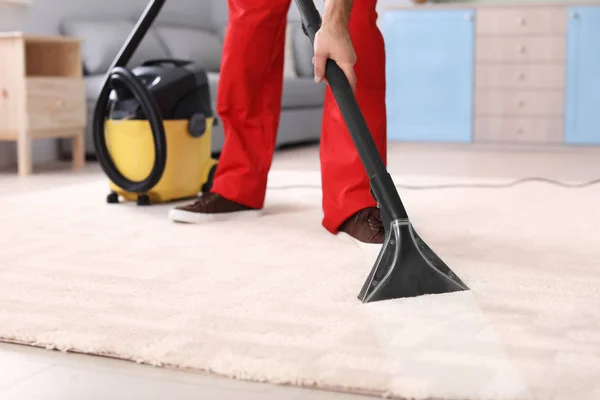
[295,0,408,222]
[110,0,167,70]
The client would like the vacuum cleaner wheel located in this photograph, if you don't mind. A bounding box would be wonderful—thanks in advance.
[137,194,151,206]
[107,192,120,204]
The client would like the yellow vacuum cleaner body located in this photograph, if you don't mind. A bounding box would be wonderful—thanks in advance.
[94,59,218,206]
[105,118,216,204]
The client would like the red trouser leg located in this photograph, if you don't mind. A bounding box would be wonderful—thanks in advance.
[320,0,387,233]
[210,0,292,209]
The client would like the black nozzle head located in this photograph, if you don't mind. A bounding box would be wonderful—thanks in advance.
[358,219,469,303]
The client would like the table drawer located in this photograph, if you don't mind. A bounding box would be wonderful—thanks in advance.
[476,36,566,63]
[475,117,563,143]
[475,89,564,116]
[476,7,567,36]
[25,77,86,132]
[476,64,565,89]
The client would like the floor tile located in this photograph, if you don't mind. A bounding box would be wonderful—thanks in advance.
[0,345,54,392]
[0,343,372,400]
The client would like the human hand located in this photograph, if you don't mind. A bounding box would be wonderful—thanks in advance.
[312,23,357,92]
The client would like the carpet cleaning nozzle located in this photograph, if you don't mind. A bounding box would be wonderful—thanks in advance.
[294,0,470,303]
[358,219,469,302]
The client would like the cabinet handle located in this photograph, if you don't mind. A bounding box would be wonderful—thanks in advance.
[517,73,526,81]
[516,100,525,108]
[1,88,7,100]
[570,12,579,19]
[517,128,524,135]
[518,17,527,26]
[516,45,527,53]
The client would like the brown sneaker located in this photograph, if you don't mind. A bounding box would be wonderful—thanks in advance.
[338,207,385,244]
[169,192,262,224]
[337,207,385,265]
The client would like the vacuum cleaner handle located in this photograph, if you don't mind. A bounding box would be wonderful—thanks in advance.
[296,1,470,304]
[294,0,408,221]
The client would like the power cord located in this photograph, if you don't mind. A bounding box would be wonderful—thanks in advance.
[267,177,600,191]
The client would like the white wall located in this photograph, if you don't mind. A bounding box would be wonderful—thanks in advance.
[0,1,58,170]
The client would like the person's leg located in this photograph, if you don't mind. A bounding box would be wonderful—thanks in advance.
[320,0,387,239]
[170,0,292,223]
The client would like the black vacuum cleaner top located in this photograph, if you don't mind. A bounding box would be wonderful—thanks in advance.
[108,60,213,121]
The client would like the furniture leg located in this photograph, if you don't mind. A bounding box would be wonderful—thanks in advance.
[17,130,32,176]
[72,131,85,169]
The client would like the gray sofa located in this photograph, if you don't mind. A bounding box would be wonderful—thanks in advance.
[23,0,325,157]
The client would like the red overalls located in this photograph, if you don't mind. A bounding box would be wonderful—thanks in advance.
[211,0,387,234]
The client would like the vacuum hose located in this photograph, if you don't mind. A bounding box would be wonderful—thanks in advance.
[92,67,167,193]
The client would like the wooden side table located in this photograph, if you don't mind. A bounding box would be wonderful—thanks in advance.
[0,32,86,175]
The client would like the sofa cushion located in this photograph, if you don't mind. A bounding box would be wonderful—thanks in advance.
[291,22,315,78]
[153,26,223,72]
[61,19,170,75]
[282,77,325,108]
[84,74,106,101]
[207,72,324,110]
[150,0,215,31]
[207,72,219,108]
[283,23,297,78]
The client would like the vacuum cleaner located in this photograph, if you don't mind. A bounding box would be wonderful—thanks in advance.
[295,0,470,303]
[92,0,217,206]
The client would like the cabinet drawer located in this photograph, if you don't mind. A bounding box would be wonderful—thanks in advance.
[476,36,566,62]
[475,117,563,143]
[25,78,86,132]
[475,89,564,116]
[476,7,567,36]
[476,64,565,89]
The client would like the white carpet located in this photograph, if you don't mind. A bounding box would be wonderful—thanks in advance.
[0,170,599,400]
